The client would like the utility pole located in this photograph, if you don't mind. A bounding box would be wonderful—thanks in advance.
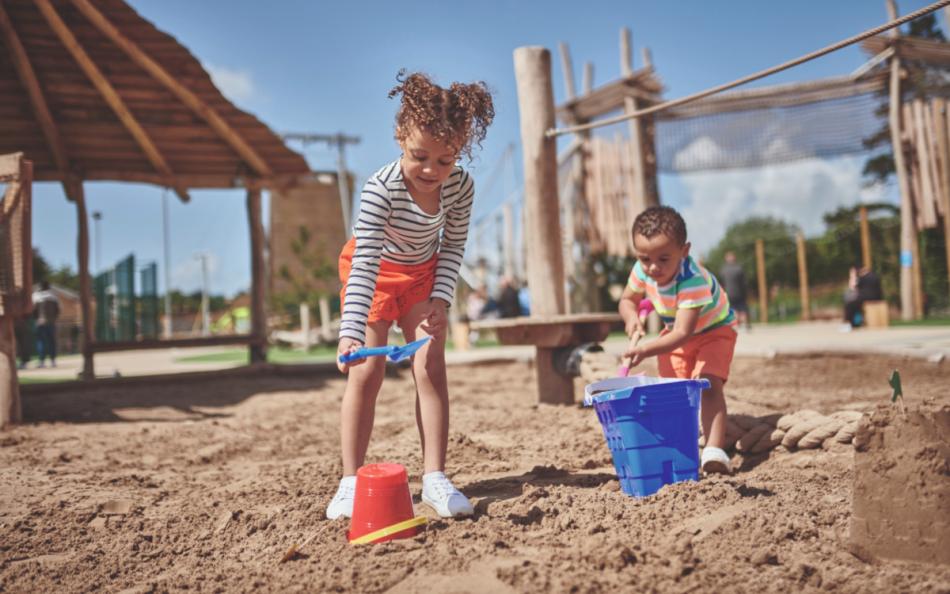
[282,132,361,238]
[91,211,102,272]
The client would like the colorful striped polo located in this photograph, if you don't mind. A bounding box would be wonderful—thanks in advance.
[627,255,736,334]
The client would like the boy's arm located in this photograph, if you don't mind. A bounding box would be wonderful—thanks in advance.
[618,285,644,337]
[625,306,700,364]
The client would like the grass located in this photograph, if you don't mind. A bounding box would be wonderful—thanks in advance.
[891,315,950,327]
[175,345,338,365]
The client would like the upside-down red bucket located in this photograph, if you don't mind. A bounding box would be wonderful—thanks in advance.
[348,463,420,544]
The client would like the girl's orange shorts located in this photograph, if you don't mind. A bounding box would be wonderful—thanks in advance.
[338,238,438,324]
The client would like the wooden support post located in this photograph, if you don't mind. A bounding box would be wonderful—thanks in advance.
[318,296,332,342]
[796,233,811,321]
[911,231,924,319]
[755,238,768,324]
[620,27,652,214]
[246,185,267,363]
[859,206,872,270]
[582,62,594,95]
[557,42,576,101]
[888,0,915,321]
[0,317,20,428]
[74,182,95,379]
[514,46,571,404]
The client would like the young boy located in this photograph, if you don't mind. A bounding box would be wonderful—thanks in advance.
[618,206,737,474]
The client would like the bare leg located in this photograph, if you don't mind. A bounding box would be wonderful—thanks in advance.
[700,374,728,449]
[399,301,449,474]
[339,320,391,475]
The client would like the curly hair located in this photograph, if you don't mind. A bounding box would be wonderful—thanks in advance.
[388,70,495,160]
[632,206,688,246]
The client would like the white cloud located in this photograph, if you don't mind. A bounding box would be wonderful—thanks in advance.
[203,62,256,103]
[674,156,889,256]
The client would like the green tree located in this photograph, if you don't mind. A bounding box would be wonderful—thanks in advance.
[705,217,800,295]
[31,247,80,291]
[271,226,336,325]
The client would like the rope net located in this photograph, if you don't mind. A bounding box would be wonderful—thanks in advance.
[653,90,886,173]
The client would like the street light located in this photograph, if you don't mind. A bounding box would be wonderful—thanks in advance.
[161,191,172,339]
[91,211,102,272]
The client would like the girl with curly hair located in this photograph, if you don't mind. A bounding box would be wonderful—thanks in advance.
[327,71,494,520]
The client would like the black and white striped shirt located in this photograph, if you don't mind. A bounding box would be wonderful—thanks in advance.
[339,160,475,343]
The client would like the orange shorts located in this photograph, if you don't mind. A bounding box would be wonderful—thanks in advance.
[338,238,438,324]
[657,324,737,382]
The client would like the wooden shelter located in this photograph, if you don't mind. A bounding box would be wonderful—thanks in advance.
[0,0,310,379]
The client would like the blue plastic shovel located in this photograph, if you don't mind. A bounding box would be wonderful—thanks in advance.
[338,336,432,364]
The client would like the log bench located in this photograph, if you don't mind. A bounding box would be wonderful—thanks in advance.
[469,313,621,404]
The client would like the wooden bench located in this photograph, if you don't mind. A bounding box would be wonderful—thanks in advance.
[469,313,621,404]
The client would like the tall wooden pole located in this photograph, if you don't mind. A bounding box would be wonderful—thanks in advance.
[911,231,924,318]
[0,317,19,427]
[246,184,267,363]
[888,0,915,321]
[796,233,811,321]
[859,206,872,270]
[939,98,950,301]
[514,46,571,405]
[755,238,768,324]
[620,28,652,215]
[74,181,95,379]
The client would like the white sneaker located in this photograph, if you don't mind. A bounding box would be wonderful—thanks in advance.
[701,446,732,475]
[326,475,356,520]
[421,471,473,518]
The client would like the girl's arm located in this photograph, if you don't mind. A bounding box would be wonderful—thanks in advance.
[430,170,474,307]
[339,173,394,344]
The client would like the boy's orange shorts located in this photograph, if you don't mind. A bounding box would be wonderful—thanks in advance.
[657,324,737,382]
[338,238,438,324]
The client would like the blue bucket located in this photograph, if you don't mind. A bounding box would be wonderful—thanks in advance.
[584,376,709,498]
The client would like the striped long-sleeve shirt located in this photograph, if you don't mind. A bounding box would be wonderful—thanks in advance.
[339,160,475,343]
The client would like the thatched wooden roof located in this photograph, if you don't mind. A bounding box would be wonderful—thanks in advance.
[0,0,310,202]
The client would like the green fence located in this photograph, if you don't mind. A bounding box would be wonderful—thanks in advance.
[139,262,159,339]
[94,254,137,342]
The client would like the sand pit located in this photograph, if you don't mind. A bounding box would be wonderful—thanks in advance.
[1,354,949,592]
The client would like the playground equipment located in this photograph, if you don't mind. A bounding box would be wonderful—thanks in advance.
[585,376,706,498]
[0,0,311,378]
[348,463,425,545]
[0,153,32,427]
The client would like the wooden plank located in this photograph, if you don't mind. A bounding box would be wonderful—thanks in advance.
[514,47,566,317]
[862,34,950,66]
[582,62,594,95]
[796,232,811,321]
[755,239,768,324]
[939,98,950,298]
[912,100,939,228]
[91,334,258,353]
[246,185,267,363]
[33,169,302,190]
[0,2,78,201]
[469,313,620,330]
[0,152,22,181]
[33,0,190,202]
[556,69,662,123]
[69,0,274,178]
[930,99,948,218]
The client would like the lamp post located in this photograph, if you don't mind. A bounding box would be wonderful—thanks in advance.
[162,191,173,338]
[91,211,102,272]
[195,252,210,337]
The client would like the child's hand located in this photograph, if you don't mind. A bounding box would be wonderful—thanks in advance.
[421,299,448,337]
[625,317,646,341]
[337,338,364,374]
[623,344,647,368]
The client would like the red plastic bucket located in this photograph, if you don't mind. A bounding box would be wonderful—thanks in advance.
[348,463,420,544]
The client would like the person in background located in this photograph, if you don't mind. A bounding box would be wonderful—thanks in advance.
[32,281,60,368]
[843,264,883,329]
[497,276,521,318]
[719,251,750,329]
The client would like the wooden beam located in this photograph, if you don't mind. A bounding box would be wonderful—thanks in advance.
[936,98,950,300]
[34,0,190,202]
[0,2,80,202]
[246,185,267,363]
[69,0,274,179]
[796,232,811,321]
[582,62,594,95]
[862,34,950,66]
[860,206,873,270]
[72,181,95,379]
[557,42,576,101]
[33,169,302,191]
[755,238,768,324]
[0,316,20,428]
[556,69,662,123]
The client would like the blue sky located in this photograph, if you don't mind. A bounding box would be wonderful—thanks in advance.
[29,0,940,296]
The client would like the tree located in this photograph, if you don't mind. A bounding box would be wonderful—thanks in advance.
[270,226,336,325]
[705,217,800,294]
[31,247,80,292]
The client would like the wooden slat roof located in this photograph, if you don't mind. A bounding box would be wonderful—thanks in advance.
[862,34,950,66]
[0,0,309,198]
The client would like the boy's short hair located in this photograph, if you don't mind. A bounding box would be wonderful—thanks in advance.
[632,206,688,246]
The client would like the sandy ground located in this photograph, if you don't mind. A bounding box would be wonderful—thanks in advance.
[1,353,949,593]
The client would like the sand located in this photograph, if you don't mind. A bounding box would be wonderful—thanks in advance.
[1,354,949,593]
